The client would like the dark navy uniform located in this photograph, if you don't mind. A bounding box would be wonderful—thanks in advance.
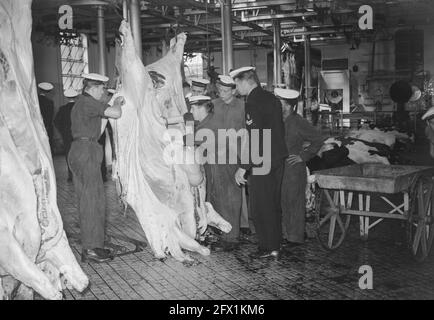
[240,87,288,252]
[68,93,109,250]
[38,94,55,150]
[54,102,74,179]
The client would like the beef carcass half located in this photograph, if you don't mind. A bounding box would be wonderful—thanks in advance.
[0,0,88,299]
[110,21,231,262]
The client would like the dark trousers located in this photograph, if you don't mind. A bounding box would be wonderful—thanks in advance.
[205,164,242,242]
[248,162,284,251]
[64,141,72,179]
[281,162,306,243]
[68,141,106,250]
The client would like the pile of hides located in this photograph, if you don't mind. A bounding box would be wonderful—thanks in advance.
[109,21,231,263]
[307,127,414,173]
[0,0,88,299]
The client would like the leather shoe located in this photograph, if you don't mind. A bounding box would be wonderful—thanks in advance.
[281,240,303,249]
[212,240,239,252]
[249,249,280,259]
[82,248,113,263]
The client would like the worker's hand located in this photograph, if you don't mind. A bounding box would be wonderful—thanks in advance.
[183,112,195,123]
[114,96,125,107]
[235,168,247,186]
[286,154,303,165]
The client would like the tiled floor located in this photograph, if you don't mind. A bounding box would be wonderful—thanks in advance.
[53,151,434,300]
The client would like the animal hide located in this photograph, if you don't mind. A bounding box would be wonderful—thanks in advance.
[0,0,88,299]
[110,21,230,262]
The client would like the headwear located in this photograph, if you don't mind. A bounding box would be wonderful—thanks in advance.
[82,73,109,83]
[188,95,211,105]
[260,82,267,87]
[191,78,210,88]
[422,107,434,121]
[38,82,54,91]
[229,66,256,79]
[107,89,116,95]
[217,75,235,88]
[409,85,422,102]
[64,88,78,98]
[274,88,300,100]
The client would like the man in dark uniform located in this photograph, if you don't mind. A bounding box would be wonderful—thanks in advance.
[38,82,55,152]
[54,88,78,182]
[231,66,288,259]
[68,73,125,263]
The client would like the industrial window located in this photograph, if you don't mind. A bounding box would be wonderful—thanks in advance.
[60,32,89,93]
[184,53,204,80]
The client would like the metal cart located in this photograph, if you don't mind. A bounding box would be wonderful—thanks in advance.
[313,164,434,261]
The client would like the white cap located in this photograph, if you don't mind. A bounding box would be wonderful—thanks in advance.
[229,66,256,79]
[107,88,116,94]
[410,85,422,102]
[274,88,299,100]
[260,82,267,87]
[188,95,211,105]
[82,73,109,83]
[217,75,235,87]
[38,82,54,91]
[64,88,79,98]
[422,107,434,121]
[191,78,210,88]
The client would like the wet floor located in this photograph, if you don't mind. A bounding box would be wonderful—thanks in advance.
[51,149,434,300]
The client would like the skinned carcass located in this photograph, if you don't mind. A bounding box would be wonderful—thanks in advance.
[110,21,230,262]
[0,0,88,299]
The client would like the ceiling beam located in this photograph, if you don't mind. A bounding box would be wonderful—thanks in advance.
[143,6,271,48]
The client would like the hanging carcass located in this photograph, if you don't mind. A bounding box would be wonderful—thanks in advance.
[0,0,88,299]
[110,21,230,262]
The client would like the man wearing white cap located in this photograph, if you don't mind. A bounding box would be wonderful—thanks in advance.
[199,75,246,251]
[191,78,210,96]
[275,88,324,247]
[54,88,79,182]
[68,73,125,263]
[38,82,55,151]
[230,66,288,259]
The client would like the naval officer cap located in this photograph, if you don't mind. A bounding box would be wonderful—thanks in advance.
[82,73,109,83]
[217,75,236,88]
[191,78,210,88]
[229,66,256,79]
[422,107,434,121]
[64,88,79,98]
[188,95,212,105]
[38,82,54,91]
[274,88,300,100]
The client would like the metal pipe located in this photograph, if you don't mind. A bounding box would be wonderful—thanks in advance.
[273,19,281,86]
[304,34,311,114]
[97,6,107,75]
[130,0,143,61]
[123,0,129,21]
[221,0,234,74]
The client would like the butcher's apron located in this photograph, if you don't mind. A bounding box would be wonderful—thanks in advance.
[68,93,109,250]
[205,163,242,242]
[281,161,306,243]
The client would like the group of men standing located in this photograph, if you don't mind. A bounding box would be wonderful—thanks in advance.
[188,66,324,259]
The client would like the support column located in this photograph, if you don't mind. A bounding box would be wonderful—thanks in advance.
[221,0,234,74]
[97,6,107,76]
[273,19,281,86]
[130,0,143,61]
[304,34,311,113]
[123,0,129,21]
